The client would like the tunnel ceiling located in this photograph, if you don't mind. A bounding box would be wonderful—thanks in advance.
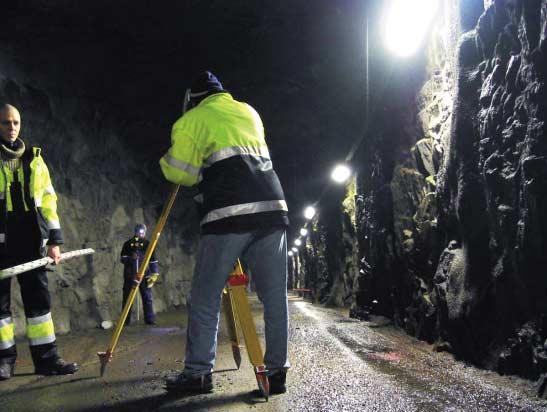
[0,0,367,229]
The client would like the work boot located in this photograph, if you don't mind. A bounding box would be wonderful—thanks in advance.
[35,357,79,376]
[165,372,213,394]
[268,370,287,394]
[0,360,15,380]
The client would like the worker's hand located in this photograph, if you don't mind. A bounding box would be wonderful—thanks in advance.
[47,245,61,265]
[147,273,159,288]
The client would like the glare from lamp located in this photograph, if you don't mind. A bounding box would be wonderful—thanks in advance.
[384,0,439,57]
[304,206,316,220]
[291,247,298,253]
[331,164,351,183]
[288,251,294,257]
[300,228,308,237]
[294,238,302,246]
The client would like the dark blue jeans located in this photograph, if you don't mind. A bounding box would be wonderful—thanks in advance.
[183,227,289,377]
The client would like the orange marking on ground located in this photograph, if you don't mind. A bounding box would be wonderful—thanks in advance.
[367,351,402,362]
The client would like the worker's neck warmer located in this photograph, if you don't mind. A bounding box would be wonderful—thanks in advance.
[0,138,25,160]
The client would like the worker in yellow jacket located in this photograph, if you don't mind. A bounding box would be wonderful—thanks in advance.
[0,103,78,380]
[161,72,290,395]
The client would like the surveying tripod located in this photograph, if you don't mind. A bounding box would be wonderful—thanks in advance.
[222,259,270,400]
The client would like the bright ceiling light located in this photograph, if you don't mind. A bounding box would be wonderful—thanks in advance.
[291,247,298,253]
[304,206,316,220]
[288,251,294,257]
[384,0,439,57]
[294,238,302,246]
[331,164,351,183]
[300,228,308,237]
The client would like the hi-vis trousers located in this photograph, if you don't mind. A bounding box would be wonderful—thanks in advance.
[0,212,58,367]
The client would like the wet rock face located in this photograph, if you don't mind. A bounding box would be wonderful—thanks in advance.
[436,0,547,376]
[376,0,545,380]
[297,184,359,308]
[299,0,547,383]
[345,0,460,341]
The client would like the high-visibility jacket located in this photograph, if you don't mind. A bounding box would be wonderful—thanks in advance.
[160,92,289,234]
[0,146,63,249]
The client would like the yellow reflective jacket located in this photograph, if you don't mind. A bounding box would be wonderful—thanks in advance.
[0,147,63,247]
[160,92,288,233]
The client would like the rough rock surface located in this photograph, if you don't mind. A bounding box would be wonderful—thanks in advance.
[297,184,359,307]
[439,0,547,379]
[361,0,547,381]
[297,0,547,385]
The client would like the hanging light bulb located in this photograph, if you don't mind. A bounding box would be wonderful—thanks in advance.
[304,206,316,220]
[331,164,352,183]
[294,238,302,246]
[300,228,308,237]
[383,0,439,57]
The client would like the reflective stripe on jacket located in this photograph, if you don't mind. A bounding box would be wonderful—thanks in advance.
[160,93,288,233]
[0,147,63,246]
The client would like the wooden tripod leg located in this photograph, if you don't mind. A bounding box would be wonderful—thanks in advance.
[228,284,270,399]
[222,289,242,369]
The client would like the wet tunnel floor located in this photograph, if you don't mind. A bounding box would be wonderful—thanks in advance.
[1,295,545,411]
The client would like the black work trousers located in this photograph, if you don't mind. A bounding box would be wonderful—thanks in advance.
[122,278,155,325]
[0,212,58,365]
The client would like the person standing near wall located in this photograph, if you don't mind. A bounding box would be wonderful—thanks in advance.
[120,223,160,325]
[160,71,290,395]
[0,103,78,380]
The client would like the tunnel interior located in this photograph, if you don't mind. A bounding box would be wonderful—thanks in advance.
[1,0,547,389]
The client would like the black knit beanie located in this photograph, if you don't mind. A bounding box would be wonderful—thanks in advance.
[189,71,224,96]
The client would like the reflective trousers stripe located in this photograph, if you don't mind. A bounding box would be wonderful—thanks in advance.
[0,317,15,350]
[201,200,288,225]
[26,313,56,346]
[29,335,56,346]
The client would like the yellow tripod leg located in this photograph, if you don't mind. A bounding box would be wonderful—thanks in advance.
[222,288,242,369]
[227,283,269,399]
[228,285,263,365]
[97,184,180,376]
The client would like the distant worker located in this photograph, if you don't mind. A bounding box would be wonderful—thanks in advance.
[0,103,78,380]
[160,71,290,394]
[120,224,159,325]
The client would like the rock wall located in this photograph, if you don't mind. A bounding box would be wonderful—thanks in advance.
[297,182,359,307]
[436,0,547,379]
[358,0,547,380]
[297,0,547,384]
[342,0,463,336]
[0,73,198,336]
